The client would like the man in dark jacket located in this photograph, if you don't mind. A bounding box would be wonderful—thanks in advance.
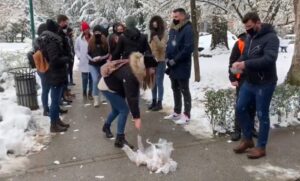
[165,8,194,125]
[112,16,151,60]
[57,15,73,104]
[232,12,279,159]
[39,19,70,133]
[229,33,257,141]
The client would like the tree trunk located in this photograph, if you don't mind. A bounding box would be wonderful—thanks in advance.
[191,0,201,82]
[286,0,300,86]
[210,15,229,50]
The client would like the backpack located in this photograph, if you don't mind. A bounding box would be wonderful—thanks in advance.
[33,50,49,73]
[100,59,129,77]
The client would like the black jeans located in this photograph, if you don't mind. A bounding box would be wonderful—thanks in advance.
[68,61,74,84]
[234,82,256,133]
[170,78,192,117]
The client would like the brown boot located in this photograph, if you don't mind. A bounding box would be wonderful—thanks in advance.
[247,148,266,159]
[233,139,254,154]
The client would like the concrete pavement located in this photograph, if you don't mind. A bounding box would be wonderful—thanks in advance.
[2,74,300,181]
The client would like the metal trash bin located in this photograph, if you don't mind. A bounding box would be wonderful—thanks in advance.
[9,67,39,110]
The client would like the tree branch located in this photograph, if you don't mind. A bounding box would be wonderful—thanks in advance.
[196,0,228,13]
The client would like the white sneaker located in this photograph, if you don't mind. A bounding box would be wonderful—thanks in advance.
[164,113,181,120]
[175,114,190,125]
[93,96,99,107]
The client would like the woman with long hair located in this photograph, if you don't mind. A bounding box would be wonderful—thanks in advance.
[148,15,167,111]
[99,16,157,148]
[99,53,157,148]
[88,25,110,107]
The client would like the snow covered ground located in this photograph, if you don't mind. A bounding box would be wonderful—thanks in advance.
[143,36,296,139]
[244,163,300,181]
[0,43,50,175]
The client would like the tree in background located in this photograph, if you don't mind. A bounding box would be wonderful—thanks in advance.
[286,0,300,86]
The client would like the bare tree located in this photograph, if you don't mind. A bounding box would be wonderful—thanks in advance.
[286,0,300,86]
[191,0,201,82]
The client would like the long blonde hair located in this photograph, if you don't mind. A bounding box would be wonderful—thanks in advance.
[129,52,155,90]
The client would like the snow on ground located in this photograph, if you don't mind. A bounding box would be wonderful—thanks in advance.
[0,43,50,175]
[143,40,295,139]
[243,163,300,181]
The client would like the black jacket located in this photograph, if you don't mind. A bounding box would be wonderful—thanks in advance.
[58,29,73,64]
[88,45,109,67]
[40,31,69,86]
[242,24,279,85]
[229,33,246,82]
[104,64,140,119]
[112,28,151,60]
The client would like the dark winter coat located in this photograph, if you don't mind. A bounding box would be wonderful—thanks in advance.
[109,33,121,54]
[112,28,151,60]
[58,29,73,64]
[40,31,69,86]
[241,24,279,85]
[88,45,109,67]
[104,64,140,119]
[229,33,247,82]
[166,20,194,80]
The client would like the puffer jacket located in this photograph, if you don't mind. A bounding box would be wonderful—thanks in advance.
[40,31,69,86]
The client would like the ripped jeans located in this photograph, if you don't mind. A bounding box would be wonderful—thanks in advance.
[236,81,276,148]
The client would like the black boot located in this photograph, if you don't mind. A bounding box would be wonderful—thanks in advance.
[50,122,67,133]
[57,119,70,128]
[59,108,68,114]
[88,91,93,101]
[115,134,134,149]
[152,100,162,111]
[102,124,114,138]
[148,99,156,110]
[43,110,49,117]
[230,130,241,141]
[83,91,87,99]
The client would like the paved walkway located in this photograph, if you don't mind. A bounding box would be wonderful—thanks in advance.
[3,74,300,181]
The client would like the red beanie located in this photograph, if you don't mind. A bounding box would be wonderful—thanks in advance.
[81,21,90,32]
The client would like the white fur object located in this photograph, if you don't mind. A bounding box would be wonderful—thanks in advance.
[122,135,177,174]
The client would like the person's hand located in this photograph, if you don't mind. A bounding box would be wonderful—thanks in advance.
[134,118,141,130]
[167,59,176,67]
[231,81,239,87]
[232,61,245,70]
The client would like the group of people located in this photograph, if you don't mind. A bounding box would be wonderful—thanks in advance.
[28,15,77,133]
[30,8,279,159]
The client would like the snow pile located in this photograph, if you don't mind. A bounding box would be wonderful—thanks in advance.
[243,163,300,181]
[0,43,50,174]
[122,135,177,174]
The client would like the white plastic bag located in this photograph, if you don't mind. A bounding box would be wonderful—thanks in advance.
[122,135,177,174]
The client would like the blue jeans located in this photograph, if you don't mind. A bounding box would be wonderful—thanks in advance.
[102,91,129,135]
[81,72,92,94]
[236,81,276,148]
[37,72,50,112]
[50,85,63,124]
[152,62,166,101]
[89,65,101,97]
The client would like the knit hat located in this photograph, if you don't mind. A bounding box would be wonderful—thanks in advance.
[81,21,90,32]
[46,19,59,33]
[37,23,47,36]
[125,16,137,29]
[93,25,107,35]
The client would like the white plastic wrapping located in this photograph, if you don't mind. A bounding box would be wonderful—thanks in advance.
[122,135,177,174]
